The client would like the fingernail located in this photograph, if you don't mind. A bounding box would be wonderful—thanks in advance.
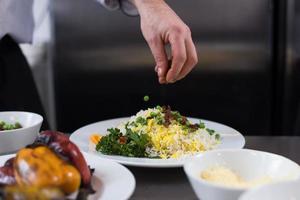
[159,77,166,84]
[168,78,176,83]
[155,66,158,72]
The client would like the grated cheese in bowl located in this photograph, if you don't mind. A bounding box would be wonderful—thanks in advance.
[200,166,273,188]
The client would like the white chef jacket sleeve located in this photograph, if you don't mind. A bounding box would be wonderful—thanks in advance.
[0,0,34,43]
[97,0,138,16]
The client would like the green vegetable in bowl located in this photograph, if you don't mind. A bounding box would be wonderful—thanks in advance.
[0,120,22,131]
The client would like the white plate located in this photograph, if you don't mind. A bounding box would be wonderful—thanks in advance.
[0,153,136,200]
[70,117,245,168]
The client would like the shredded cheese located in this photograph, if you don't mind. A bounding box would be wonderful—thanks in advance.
[200,166,273,188]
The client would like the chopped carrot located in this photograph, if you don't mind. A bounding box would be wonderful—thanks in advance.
[90,134,102,144]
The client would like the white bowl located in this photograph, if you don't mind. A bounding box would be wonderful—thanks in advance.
[183,149,300,200]
[0,111,43,154]
[239,180,300,200]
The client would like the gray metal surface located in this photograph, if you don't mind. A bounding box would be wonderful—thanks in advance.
[130,136,300,200]
[51,0,273,134]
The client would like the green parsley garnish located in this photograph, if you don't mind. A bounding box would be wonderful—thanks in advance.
[150,112,158,118]
[136,117,147,125]
[206,128,215,135]
[96,128,150,157]
[199,121,205,129]
[156,105,162,110]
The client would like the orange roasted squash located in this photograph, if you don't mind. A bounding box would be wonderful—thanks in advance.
[13,146,81,194]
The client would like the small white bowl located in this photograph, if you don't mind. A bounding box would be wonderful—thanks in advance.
[183,149,300,200]
[239,180,300,200]
[0,111,43,154]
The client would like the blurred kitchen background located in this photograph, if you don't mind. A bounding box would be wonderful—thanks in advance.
[18,0,300,135]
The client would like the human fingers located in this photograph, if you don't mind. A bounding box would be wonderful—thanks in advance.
[147,37,168,84]
[177,36,198,80]
[166,36,187,83]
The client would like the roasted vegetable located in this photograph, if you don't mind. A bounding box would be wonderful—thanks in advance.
[0,131,95,200]
[35,131,91,186]
[0,158,16,186]
[14,146,81,194]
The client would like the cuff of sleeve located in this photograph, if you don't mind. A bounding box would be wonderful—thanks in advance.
[119,0,139,16]
[97,0,120,11]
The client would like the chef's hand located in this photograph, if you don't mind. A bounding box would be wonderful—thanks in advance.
[132,0,198,84]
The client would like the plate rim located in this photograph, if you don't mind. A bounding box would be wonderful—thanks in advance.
[70,117,245,168]
[82,152,136,200]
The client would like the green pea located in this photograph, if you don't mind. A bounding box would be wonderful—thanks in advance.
[0,121,22,131]
[143,95,150,102]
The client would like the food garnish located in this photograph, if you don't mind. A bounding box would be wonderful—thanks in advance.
[0,121,22,131]
[94,106,221,159]
[96,128,149,157]
[143,95,150,102]
[90,134,102,145]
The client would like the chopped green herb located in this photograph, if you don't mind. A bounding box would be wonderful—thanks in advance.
[96,128,150,157]
[215,134,221,140]
[136,117,147,125]
[156,105,162,110]
[128,121,137,128]
[206,128,215,135]
[199,121,205,129]
[150,112,158,118]
[155,115,164,125]
[171,111,181,119]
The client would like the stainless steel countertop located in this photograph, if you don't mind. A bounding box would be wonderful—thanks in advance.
[2,136,298,199]
[129,136,300,200]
